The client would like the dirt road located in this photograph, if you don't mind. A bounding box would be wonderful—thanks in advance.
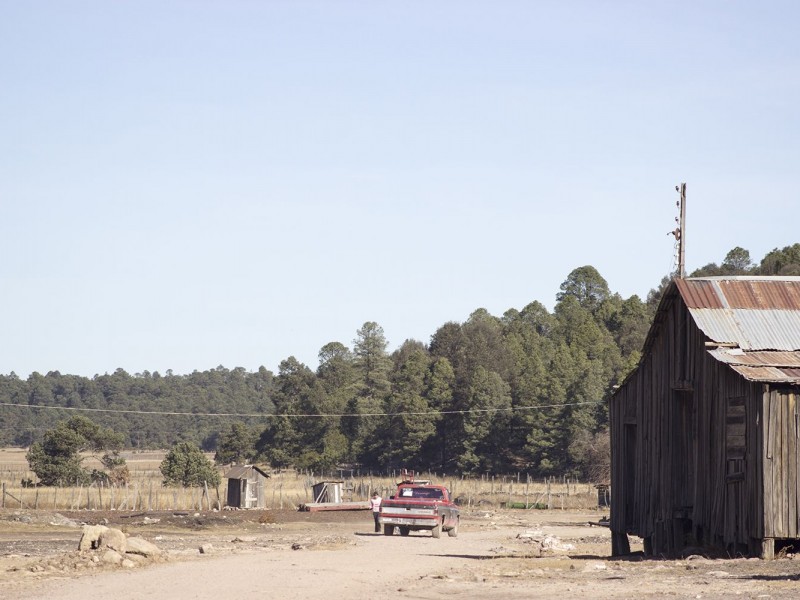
[3,509,800,599]
[9,526,523,600]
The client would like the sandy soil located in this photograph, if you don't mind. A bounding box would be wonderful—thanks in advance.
[2,508,800,599]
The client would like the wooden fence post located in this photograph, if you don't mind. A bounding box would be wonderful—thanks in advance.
[525,474,530,509]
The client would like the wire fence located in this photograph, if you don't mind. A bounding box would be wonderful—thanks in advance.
[0,468,603,512]
[0,448,605,512]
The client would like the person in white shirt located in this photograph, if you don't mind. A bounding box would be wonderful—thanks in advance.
[370,491,382,532]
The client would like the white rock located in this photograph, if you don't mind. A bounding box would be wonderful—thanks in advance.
[101,550,123,565]
[126,537,162,557]
[78,525,109,551]
[707,570,730,578]
[100,528,127,553]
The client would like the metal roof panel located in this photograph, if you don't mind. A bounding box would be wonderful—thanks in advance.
[718,280,800,310]
[676,279,725,309]
[689,308,800,351]
[224,465,270,479]
[728,364,800,383]
[708,349,800,367]
[677,277,800,310]
[689,308,743,345]
[729,310,800,350]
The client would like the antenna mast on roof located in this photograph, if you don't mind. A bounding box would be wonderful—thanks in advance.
[669,183,687,278]
[678,183,686,278]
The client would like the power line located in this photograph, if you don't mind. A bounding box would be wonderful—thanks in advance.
[0,400,601,419]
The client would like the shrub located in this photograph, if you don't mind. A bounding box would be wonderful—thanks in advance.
[160,441,221,487]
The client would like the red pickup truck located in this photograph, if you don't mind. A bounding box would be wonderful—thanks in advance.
[379,480,459,538]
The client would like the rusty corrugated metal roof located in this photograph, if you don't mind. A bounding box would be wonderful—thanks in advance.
[677,277,800,310]
[719,279,800,309]
[678,277,800,352]
[689,278,800,383]
[708,349,800,367]
[708,347,800,382]
[675,278,725,309]
[616,277,800,391]
[728,365,800,384]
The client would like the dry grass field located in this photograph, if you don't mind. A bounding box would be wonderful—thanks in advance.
[0,448,602,512]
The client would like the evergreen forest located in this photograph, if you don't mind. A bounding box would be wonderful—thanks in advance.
[2,244,799,479]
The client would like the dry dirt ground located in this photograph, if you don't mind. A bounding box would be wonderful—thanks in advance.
[2,507,800,599]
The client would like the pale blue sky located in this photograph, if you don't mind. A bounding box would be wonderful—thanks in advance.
[1,1,798,378]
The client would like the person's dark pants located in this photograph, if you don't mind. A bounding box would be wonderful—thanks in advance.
[373,511,380,532]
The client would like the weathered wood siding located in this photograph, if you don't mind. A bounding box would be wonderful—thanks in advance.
[609,291,786,556]
[763,388,800,541]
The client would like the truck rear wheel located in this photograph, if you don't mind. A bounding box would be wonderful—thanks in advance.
[383,524,395,536]
[399,527,410,536]
[448,518,459,537]
[431,522,441,538]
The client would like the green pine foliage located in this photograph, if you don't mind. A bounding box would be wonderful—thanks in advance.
[5,246,798,479]
[160,441,221,487]
[26,416,125,486]
[214,422,258,465]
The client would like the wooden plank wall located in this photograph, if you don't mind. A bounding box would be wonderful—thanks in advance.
[763,389,799,541]
[609,290,795,557]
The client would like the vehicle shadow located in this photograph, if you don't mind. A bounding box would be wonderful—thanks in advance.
[729,573,800,582]
[421,553,541,560]
[423,552,633,561]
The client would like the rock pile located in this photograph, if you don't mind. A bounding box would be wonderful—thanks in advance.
[78,524,164,569]
[516,529,576,556]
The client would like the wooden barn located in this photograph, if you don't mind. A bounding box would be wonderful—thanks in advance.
[224,465,270,509]
[610,276,800,558]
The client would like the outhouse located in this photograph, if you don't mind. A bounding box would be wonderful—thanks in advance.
[225,465,270,509]
[311,480,344,504]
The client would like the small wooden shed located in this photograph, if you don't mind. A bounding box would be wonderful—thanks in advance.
[301,480,368,511]
[311,480,344,504]
[225,465,270,509]
[610,276,800,558]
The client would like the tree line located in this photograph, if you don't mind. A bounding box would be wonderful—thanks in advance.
[3,244,799,479]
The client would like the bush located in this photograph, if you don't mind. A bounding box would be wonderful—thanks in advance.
[26,416,125,486]
[160,442,221,487]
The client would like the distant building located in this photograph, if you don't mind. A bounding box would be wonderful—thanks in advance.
[610,277,800,558]
[311,480,344,504]
[225,465,270,509]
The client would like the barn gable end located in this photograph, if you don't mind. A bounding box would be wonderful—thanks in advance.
[610,276,800,558]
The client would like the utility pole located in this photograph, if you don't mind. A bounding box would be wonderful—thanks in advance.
[670,183,687,279]
[678,183,686,278]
